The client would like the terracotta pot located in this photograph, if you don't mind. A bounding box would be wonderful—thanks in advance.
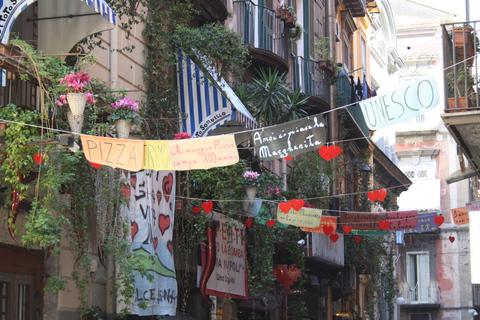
[447,96,470,112]
[0,121,7,132]
[286,17,296,28]
[319,59,334,75]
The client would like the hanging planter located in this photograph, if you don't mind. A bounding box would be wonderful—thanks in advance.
[67,111,84,135]
[115,119,132,139]
[0,121,7,132]
[319,59,334,75]
[67,92,87,116]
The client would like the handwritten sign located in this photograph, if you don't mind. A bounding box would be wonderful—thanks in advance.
[253,116,326,161]
[81,136,144,171]
[277,206,323,228]
[301,216,337,233]
[385,210,418,231]
[340,212,385,231]
[404,212,439,234]
[359,77,439,130]
[143,141,172,170]
[0,1,35,44]
[453,206,469,225]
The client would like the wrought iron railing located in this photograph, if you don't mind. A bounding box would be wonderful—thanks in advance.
[292,56,331,103]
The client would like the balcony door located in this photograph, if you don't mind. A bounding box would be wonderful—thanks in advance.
[408,252,429,302]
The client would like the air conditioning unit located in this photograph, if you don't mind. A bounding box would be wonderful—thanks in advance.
[335,20,341,42]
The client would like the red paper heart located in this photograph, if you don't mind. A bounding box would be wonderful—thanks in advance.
[89,162,102,169]
[330,233,339,243]
[367,190,379,202]
[323,225,334,235]
[291,199,305,211]
[159,214,170,235]
[354,236,362,243]
[378,188,387,202]
[131,221,138,240]
[343,226,352,234]
[449,236,455,243]
[279,201,292,214]
[267,219,276,227]
[167,241,173,254]
[153,237,158,249]
[192,206,201,214]
[328,145,342,158]
[434,215,445,227]
[246,218,253,228]
[202,201,213,213]
[162,173,173,202]
[284,157,293,161]
[319,145,333,161]
[33,153,44,164]
[378,220,390,231]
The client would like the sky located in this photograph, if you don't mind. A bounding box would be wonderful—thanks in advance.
[410,0,480,20]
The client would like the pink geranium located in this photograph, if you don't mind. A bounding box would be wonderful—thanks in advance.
[59,71,91,93]
[174,132,191,140]
[111,98,139,112]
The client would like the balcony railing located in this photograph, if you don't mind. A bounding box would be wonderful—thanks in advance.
[398,282,440,305]
[337,73,370,137]
[234,0,287,61]
[292,56,331,104]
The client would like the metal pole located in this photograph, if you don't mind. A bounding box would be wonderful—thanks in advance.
[466,0,470,21]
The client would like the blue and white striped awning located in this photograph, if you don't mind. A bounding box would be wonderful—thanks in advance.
[177,54,258,138]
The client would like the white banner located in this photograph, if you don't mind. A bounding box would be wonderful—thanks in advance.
[359,77,439,130]
[470,211,480,283]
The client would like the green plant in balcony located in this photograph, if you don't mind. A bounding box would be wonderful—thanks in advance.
[447,65,475,97]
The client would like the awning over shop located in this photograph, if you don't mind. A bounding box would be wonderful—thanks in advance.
[177,54,258,139]
[2,0,116,55]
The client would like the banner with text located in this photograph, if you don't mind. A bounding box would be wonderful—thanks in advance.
[454,206,470,225]
[277,207,323,228]
[404,212,439,234]
[301,216,338,233]
[253,115,326,161]
[206,211,247,299]
[121,170,177,316]
[340,210,418,231]
[359,77,439,130]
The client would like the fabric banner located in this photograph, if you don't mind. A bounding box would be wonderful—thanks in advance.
[253,115,326,161]
[205,211,248,299]
[121,170,177,316]
[277,206,323,228]
[403,212,439,234]
[340,210,418,231]
[454,206,470,225]
[301,216,337,233]
[359,77,439,130]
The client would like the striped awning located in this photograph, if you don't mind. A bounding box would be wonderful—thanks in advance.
[177,54,258,138]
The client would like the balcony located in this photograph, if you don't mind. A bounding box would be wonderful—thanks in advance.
[342,0,367,17]
[234,0,289,73]
[440,21,480,177]
[398,282,440,309]
[194,0,228,22]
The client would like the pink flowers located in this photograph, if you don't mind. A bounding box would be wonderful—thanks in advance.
[60,71,90,93]
[244,171,260,180]
[111,98,139,112]
[266,186,281,196]
[174,132,191,140]
[55,92,95,106]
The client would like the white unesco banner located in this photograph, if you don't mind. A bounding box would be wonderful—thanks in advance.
[359,77,439,130]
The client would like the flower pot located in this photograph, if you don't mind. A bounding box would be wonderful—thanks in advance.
[319,59,334,75]
[277,8,290,20]
[286,17,296,28]
[0,121,7,132]
[447,96,470,112]
[67,92,87,116]
[67,111,84,135]
[115,119,132,139]
[243,186,257,213]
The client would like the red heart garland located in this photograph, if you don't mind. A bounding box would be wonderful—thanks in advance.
[449,236,455,243]
[378,220,390,231]
[192,206,201,214]
[279,201,292,214]
[291,199,305,211]
[284,156,293,161]
[33,153,44,164]
[246,218,253,228]
[89,162,102,169]
[434,215,445,227]
[323,225,334,235]
[330,233,339,243]
[343,225,352,234]
[267,219,276,227]
[367,190,379,202]
[354,236,362,243]
[202,201,213,213]
[328,145,342,158]
[319,146,333,161]
[378,188,387,202]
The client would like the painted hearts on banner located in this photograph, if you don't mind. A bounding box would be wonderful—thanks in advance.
[378,220,390,231]
[33,153,44,164]
[329,233,339,243]
[328,145,342,158]
[162,173,173,202]
[284,157,293,161]
[319,145,333,161]
[157,190,162,205]
[120,184,130,200]
[291,199,305,211]
[130,175,137,189]
[279,201,293,213]
[246,218,253,228]
[354,236,362,243]
[323,225,334,235]
[449,236,455,243]
[159,214,170,235]
[343,225,352,234]
[167,240,173,254]
[192,206,201,214]
[202,201,213,213]
[378,188,387,201]
[367,190,379,202]
[89,162,102,169]
[153,237,158,249]
[267,219,276,227]
[434,215,445,227]
[131,221,138,240]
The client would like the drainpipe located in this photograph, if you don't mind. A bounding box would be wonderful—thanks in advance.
[328,0,338,209]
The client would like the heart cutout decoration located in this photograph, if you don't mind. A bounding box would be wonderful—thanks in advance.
[377,188,387,202]
[89,162,102,169]
[354,236,362,243]
[291,199,305,211]
[328,145,342,158]
[192,206,201,214]
[167,241,173,255]
[159,214,170,235]
[131,221,138,240]
[378,220,390,231]
[319,146,333,161]
[330,233,339,243]
[267,219,276,227]
[153,237,158,249]
[284,157,293,161]
[323,225,334,235]
[246,218,253,228]
[449,236,455,243]
[434,215,445,227]
[343,225,352,234]
[367,190,379,202]
[33,153,44,164]
[202,201,213,213]
[279,201,292,214]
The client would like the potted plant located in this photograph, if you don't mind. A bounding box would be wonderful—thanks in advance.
[108,98,141,139]
[446,65,475,111]
[314,37,335,75]
[277,6,296,27]
[450,25,479,66]
[289,23,305,43]
[59,71,92,116]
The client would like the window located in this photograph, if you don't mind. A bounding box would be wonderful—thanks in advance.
[0,273,33,320]
[0,282,7,320]
[405,171,415,179]
[411,314,431,320]
[408,252,429,302]
[417,170,428,178]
